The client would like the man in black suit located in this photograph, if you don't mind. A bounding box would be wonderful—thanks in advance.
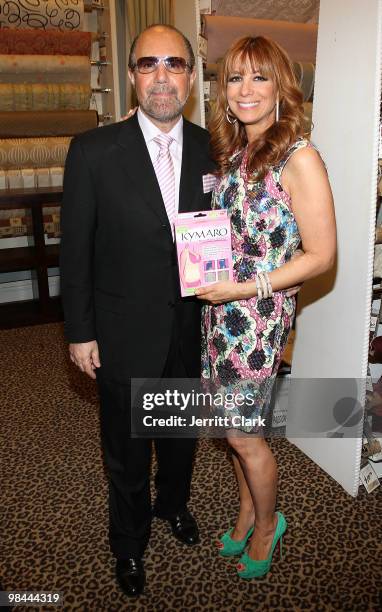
[60,25,215,598]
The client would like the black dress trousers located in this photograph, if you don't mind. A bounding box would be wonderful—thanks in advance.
[98,305,198,559]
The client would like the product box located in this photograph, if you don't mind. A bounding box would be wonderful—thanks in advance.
[174,210,233,297]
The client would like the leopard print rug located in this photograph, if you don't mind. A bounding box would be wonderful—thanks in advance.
[1,324,381,611]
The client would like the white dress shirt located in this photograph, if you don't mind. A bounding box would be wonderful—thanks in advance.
[137,107,183,214]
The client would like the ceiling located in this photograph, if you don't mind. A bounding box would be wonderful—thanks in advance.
[211,0,320,24]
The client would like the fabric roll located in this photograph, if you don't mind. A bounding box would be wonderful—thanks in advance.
[6,168,23,189]
[0,0,84,31]
[0,168,6,189]
[0,202,61,238]
[293,62,315,102]
[21,168,35,188]
[0,137,72,169]
[0,110,98,137]
[0,207,30,238]
[0,84,91,111]
[0,29,92,56]
[0,55,91,84]
[43,204,61,238]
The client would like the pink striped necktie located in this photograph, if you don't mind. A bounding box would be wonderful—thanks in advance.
[153,133,176,236]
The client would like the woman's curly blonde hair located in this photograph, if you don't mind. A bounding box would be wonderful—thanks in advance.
[209,36,305,180]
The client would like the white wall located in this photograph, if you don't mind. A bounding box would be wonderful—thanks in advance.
[288,0,382,496]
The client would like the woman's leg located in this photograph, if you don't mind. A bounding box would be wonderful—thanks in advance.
[227,432,278,560]
[230,451,255,540]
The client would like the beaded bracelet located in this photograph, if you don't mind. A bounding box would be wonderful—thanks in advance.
[255,274,263,299]
[263,271,273,298]
[256,271,273,299]
[258,272,269,299]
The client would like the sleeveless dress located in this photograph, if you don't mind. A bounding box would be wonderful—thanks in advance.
[201,139,311,433]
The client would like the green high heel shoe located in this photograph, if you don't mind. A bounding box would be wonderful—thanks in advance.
[237,511,287,579]
[217,525,254,557]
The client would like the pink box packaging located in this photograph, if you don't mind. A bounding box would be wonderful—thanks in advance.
[174,210,233,297]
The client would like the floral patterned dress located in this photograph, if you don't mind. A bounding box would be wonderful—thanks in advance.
[201,139,311,432]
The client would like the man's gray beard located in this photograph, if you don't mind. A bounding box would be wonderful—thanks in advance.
[141,93,185,124]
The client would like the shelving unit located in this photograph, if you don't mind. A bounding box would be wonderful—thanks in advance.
[0,1,119,327]
[287,0,382,496]
[0,187,63,328]
[95,0,121,123]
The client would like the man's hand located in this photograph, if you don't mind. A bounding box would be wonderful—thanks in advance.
[69,341,101,380]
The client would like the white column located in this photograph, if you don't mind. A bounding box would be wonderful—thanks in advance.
[287,0,382,496]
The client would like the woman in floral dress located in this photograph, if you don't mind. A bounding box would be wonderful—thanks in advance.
[196,37,336,579]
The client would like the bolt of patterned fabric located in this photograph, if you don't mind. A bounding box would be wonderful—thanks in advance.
[0,55,91,84]
[0,0,84,31]
[0,84,91,111]
[0,110,98,138]
[153,134,176,235]
[0,29,92,56]
[0,137,72,169]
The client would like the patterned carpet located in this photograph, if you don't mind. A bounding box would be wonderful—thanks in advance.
[1,323,381,612]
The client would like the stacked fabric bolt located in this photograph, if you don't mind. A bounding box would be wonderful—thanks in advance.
[0,207,31,238]
[0,13,98,244]
[0,29,93,55]
[0,55,91,84]
[0,84,91,111]
[0,137,72,169]
[0,25,97,204]
[0,110,98,137]
[0,204,61,239]
[0,35,93,111]
[0,144,68,188]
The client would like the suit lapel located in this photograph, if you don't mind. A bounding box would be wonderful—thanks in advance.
[116,114,213,233]
[116,114,172,234]
[179,120,195,213]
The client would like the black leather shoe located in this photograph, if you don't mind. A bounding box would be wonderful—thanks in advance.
[158,509,200,546]
[116,558,145,598]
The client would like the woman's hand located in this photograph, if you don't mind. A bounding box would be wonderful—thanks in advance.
[195,281,248,304]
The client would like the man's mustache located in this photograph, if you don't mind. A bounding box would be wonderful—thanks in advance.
[147,86,178,96]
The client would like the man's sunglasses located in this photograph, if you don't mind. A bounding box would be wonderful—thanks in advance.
[131,56,193,74]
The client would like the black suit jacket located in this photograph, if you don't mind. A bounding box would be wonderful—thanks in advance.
[60,113,215,383]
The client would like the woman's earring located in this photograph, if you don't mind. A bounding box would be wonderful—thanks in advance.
[226,105,237,124]
[275,96,280,122]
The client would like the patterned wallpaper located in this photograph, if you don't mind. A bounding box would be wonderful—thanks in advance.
[211,0,320,24]
[0,0,84,31]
